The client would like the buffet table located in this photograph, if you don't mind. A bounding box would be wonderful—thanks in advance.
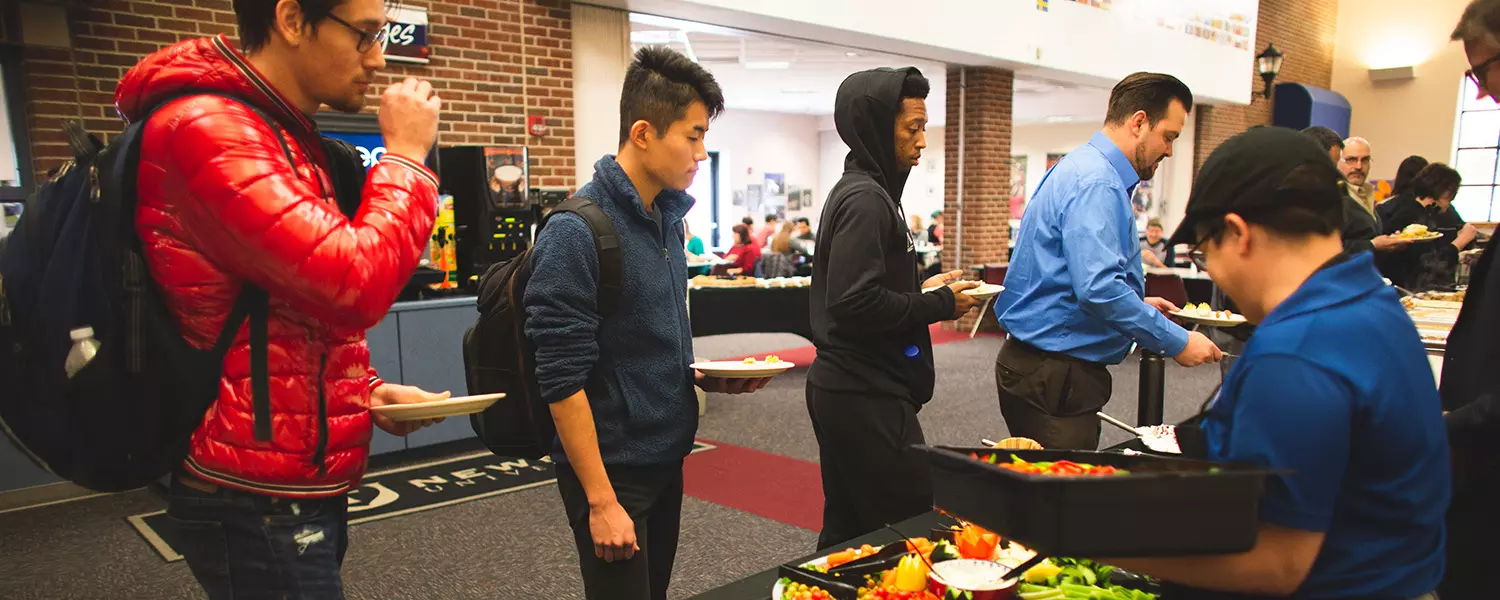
[688,284,814,341]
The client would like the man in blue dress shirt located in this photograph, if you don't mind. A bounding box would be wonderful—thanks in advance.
[994,73,1221,450]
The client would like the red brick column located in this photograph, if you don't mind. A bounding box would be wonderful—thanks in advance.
[25,0,576,188]
[1193,0,1339,176]
[944,67,1013,332]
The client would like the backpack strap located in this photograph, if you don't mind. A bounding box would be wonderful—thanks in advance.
[544,196,623,315]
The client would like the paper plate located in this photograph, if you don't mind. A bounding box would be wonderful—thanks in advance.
[690,360,796,379]
[369,393,505,421]
[1170,310,1249,327]
[963,283,1005,298]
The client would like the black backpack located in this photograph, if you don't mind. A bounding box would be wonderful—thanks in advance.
[464,197,622,459]
[0,95,347,492]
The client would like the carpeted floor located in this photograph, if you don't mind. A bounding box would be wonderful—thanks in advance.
[0,330,1226,599]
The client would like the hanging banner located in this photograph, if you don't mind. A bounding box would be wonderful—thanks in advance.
[384,4,431,64]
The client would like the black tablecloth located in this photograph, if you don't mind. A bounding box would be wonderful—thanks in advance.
[689,286,813,340]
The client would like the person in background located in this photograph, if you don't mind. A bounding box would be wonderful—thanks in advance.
[1110,126,1449,600]
[761,222,800,278]
[724,223,761,276]
[123,0,450,595]
[684,221,708,278]
[909,213,926,241]
[753,214,779,249]
[1441,5,1500,594]
[1140,217,1173,268]
[928,209,943,245]
[1379,155,1430,224]
[807,66,981,549]
[1341,137,1378,215]
[1379,163,1478,290]
[741,215,754,229]
[790,217,816,255]
[1300,127,1410,256]
[995,72,1221,451]
[525,46,769,600]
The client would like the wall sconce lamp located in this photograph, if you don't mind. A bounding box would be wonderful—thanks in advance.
[1257,43,1284,99]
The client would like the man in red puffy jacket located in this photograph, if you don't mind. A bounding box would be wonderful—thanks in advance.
[117,0,445,596]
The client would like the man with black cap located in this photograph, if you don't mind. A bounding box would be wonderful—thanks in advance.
[806,66,981,549]
[1105,127,1449,599]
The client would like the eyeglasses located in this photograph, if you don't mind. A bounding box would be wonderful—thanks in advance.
[325,12,390,53]
[1465,51,1500,89]
[1188,250,1209,271]
[1341,155,1372,166]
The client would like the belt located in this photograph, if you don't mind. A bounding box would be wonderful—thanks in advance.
[1005,335,1104,367]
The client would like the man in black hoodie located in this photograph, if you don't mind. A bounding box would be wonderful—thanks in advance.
[807,67,981,549]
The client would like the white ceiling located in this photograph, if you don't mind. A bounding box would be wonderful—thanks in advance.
[629,13,1108,128]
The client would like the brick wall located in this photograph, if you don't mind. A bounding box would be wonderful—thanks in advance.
[22,0,575,188]
[1193,0,1339,175]
[944,67,1013,331]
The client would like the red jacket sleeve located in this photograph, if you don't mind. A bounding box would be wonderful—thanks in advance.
[142,97,438,330]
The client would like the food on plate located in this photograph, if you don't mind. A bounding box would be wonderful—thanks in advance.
[893,554,930,592]
[989,437,1043,450]
[1418,290,1465,302]
[1016,558,1160,600]
[824,544,881,570]
[744,357,757,364]
[1178,303,1246,322]
[928,540,962,563]
[767,354,782,363]
[778,580,838,600]
[1398,224,1430,238]
[953,523,1001,560]
[968,453,1130,476]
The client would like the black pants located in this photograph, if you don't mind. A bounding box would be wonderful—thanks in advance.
[556,460,684,600]
[995,338,1112,450]
[806,383,932,550]
[1441,480,1497,599]
[166,475,350,600]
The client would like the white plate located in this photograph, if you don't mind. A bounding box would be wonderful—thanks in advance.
[690,360,796,379]
[1395,232,1445,242]
[368,393,504,421]
[963,283,1004,298]
[1170,310,1249,327]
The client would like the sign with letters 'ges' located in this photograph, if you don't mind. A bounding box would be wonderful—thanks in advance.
[384,4,431,64]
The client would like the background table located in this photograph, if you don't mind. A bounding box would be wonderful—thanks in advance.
[689,286,813,340]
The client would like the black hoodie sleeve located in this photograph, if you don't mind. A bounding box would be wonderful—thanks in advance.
[822,186,955,330]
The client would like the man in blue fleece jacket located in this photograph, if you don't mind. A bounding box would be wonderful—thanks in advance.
[522,46,768,600]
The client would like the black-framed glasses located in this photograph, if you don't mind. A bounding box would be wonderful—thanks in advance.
[1465,51,1500,89]
[325,13,390,53]
[1188,250,1209,272]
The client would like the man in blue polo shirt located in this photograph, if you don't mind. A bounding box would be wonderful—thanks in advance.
[1108,127,1449,599]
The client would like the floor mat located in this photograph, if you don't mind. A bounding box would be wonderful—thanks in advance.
[128,442,716,562]
[684,438,823,531]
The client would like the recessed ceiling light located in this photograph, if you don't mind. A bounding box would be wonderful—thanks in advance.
[744,61,791,70]
[845,51,860,57]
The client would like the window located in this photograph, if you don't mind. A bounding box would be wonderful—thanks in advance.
[1453,76,1500,221]
[0,44,31,200]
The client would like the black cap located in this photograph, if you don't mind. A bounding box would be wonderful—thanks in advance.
[1168,127,1344,246]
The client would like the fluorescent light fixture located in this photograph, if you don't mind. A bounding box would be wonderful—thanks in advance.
[744,61,791,70]
[1368,65,1417,83]
[1046,116,1075,123]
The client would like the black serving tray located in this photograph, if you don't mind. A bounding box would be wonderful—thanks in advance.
[921,446,1277,557]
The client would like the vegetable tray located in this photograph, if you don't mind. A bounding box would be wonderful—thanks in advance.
[921,446,1275,557]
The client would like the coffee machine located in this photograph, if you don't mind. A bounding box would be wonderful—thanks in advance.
[437,146,537,289]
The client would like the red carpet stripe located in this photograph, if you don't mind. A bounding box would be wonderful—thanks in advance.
[684,438,824,531]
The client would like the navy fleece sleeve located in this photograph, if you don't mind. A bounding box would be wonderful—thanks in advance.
[822,189,954,330]
[523,214,602,404]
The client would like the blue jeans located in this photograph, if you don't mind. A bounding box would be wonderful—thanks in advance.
[166,476,350,600]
